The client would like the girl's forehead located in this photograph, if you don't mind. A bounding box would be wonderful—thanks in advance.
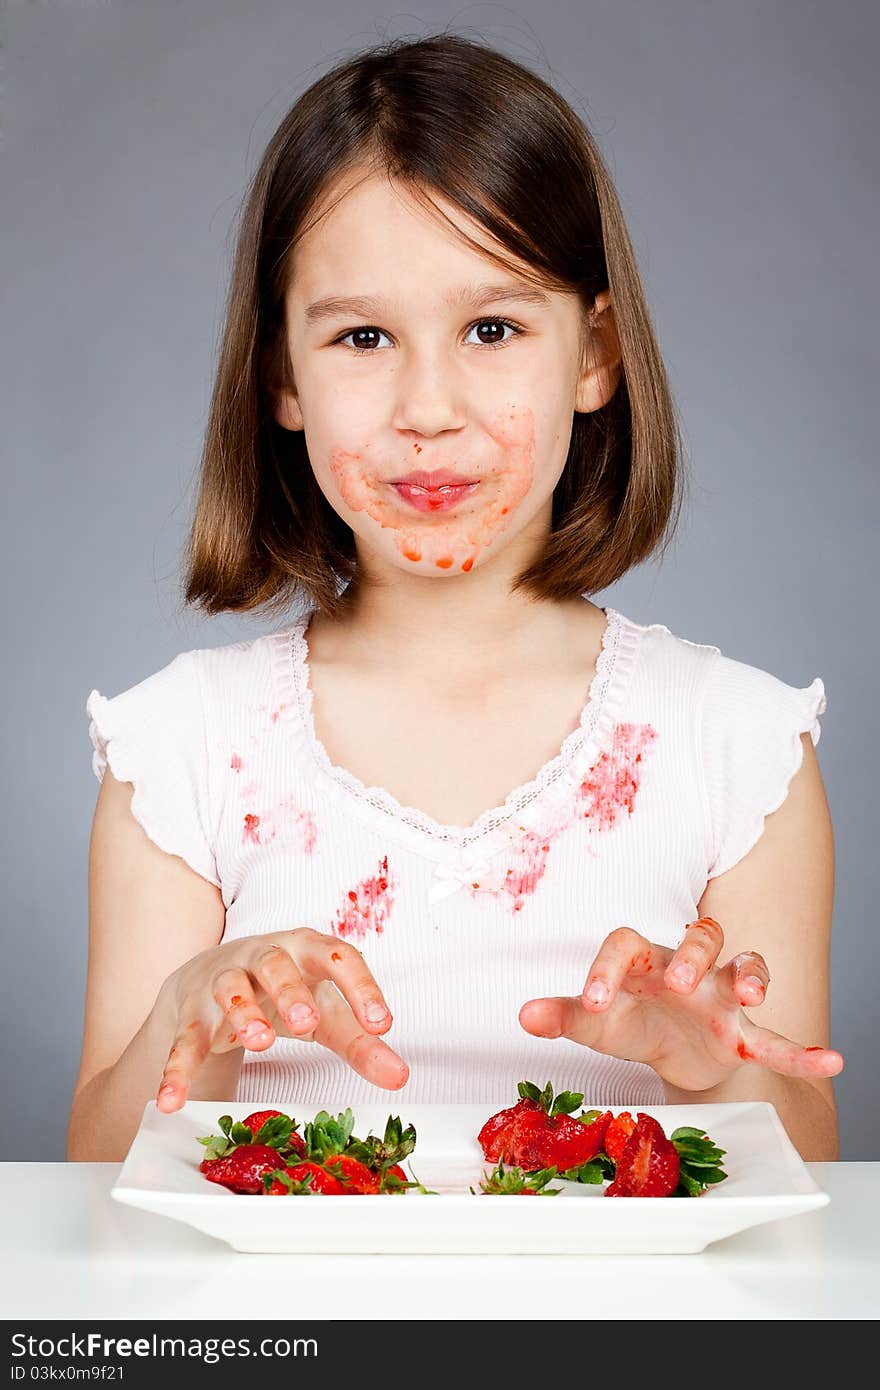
[289,173,543,309]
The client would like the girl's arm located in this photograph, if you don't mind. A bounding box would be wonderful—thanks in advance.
[663,732,840,1160]
[66,768,240,1163]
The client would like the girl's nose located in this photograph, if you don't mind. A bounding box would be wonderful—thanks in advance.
[391,353,467,437]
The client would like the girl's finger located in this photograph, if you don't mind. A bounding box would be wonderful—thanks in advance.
[248,943,320,1034]
[721,951,771,1007]
[156,1017,213,1112]
[663,916,725,994]
[293,929,395,1034]
[520,995,609,1048]
[581,926,654,1010]
[738,1017,845,1078]
[212,967,277,1049]
[309,978,410,1090]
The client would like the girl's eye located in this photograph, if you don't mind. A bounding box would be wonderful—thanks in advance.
[335,318,523,355]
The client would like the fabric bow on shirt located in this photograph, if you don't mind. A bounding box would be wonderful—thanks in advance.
[428,853,503,904]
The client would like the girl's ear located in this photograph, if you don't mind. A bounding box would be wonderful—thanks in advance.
[574,290,622,414]
[262,334,305,431]
[274,387,305,432]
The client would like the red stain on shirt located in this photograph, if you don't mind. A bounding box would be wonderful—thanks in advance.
[497,831,554,913]
[576,722,658,831]
[230,752,243,771]
[240,798,317,852]
[332,855,396,942]
[464,722,658,913]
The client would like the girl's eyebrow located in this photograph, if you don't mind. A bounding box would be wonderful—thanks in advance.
[304,280,552,325]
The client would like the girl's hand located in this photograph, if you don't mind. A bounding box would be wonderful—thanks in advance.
[153,928,409,1111]
[519,918,844,1092]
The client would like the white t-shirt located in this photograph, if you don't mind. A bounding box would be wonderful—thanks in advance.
[85,601,826,1110]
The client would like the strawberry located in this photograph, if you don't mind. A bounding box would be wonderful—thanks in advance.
[242,1109,285,1136]
[605,1113,680,1197]
[324,1153,381,1194]
[515,1109,612,1172]
[477,1097,541,1161]
[197,1110,304,1161]
[199,1107,422,1195]
[479,1082,611,1174]
[200,1144,285,1194]
[241,1110,307,1157]
[604,1111,637,1163]
[264,1161,345,1195]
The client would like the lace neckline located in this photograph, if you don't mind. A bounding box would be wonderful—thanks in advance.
[271,601,640,850]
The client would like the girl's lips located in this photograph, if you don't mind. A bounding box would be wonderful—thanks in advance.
[389,481,480,513]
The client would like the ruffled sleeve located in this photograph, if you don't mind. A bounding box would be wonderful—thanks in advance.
[700,651,827,880]
[85,649,221,888]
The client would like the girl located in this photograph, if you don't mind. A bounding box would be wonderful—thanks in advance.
[68,33,843,1164]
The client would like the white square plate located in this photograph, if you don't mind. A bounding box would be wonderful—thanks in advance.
[111,1099,828,1254]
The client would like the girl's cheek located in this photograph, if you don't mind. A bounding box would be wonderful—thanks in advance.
[326,403,537,575]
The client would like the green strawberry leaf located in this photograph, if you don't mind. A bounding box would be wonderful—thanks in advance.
[253,1115,293,1148]
[674,1170,705,1198]
[261,1167,315,1195]
[304,1108,358,1160]
[560,1152,616,1184]
[218,1115,234,1138]
[671,1127,728,1195]
[577,1108,603,1126]
[550,1090,585,1116]
[197,1134,231,1160]
[476,1160,562,1195]
[394,1164,436,1195]
[517,1080,543,1105]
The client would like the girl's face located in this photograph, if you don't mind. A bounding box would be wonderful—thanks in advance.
[274,169,619,579]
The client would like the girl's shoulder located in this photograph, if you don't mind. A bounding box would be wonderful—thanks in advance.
[612,605,825,723]
[84,621,304,890]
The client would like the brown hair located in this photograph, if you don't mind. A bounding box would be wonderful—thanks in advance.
[182,32,686,623]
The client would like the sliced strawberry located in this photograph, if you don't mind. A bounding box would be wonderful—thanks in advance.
[605,1111,637,1164]
[516,1110,612,1171]
[493,1107,548,1165]
[477,1097,541,1161]
[200,1144,285,1194]
[605,1113,680,1197]
[264,1162,343,1195]
[324,1153,381,1194]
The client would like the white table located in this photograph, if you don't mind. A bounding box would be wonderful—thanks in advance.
[2,1162,878,1319]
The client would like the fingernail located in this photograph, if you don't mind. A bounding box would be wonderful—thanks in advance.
[671,963,697,987]
[366,1003,390,1024]
[241,1019,272,1042]
[585,979,609,1005]
[158,1083,175,1101]
[742,975,765,994]
[287,1003,316,1026]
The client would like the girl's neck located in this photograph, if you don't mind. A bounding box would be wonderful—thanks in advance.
[307,585,607,683]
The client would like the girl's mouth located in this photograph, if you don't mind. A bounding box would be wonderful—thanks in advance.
[389,481,481,514]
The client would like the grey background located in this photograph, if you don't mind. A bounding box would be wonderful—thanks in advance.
[3,1,877,1161]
